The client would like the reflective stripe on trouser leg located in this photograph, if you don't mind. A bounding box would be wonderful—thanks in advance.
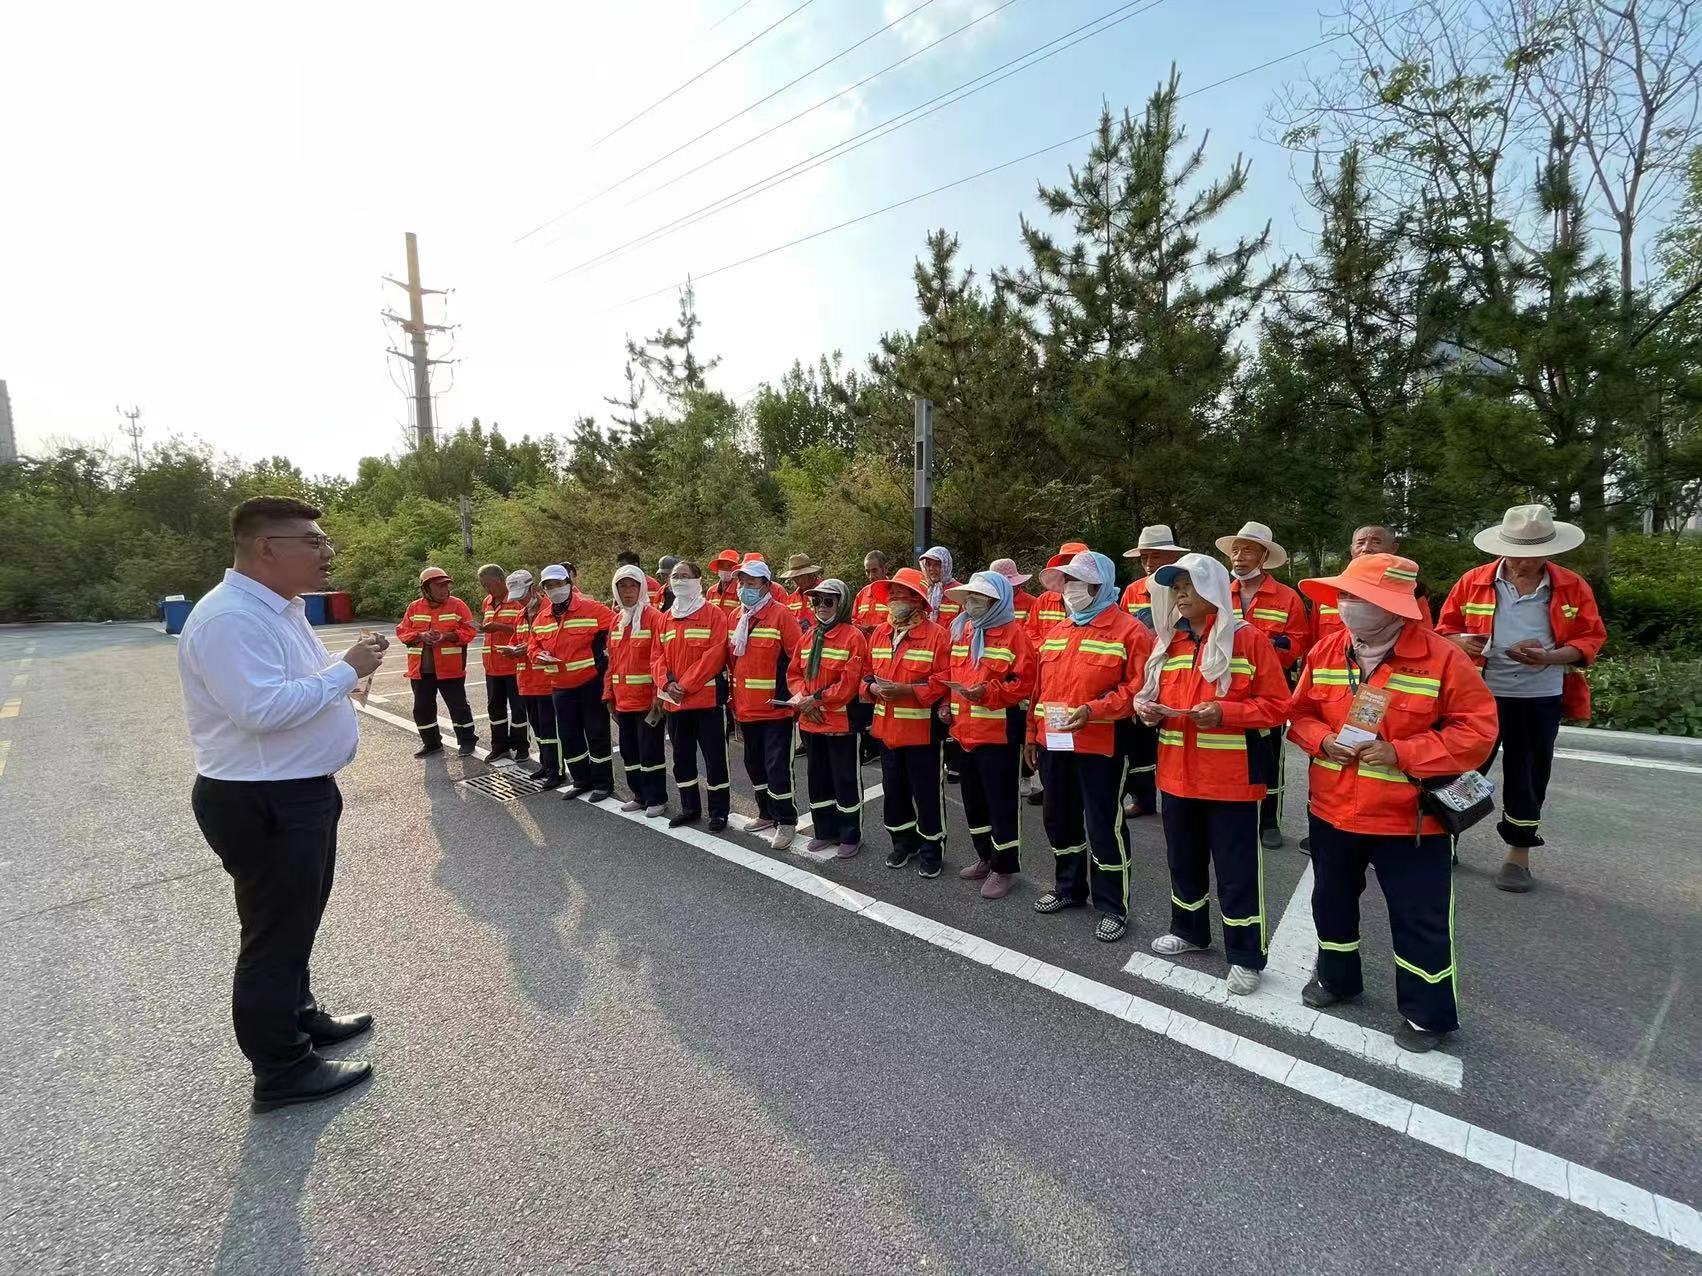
[411,676,442,743]
[839,733,863,844]
[881,744,920,853]
[1161,792,1213,944]
[751,719,796,824]
[667,709,702,814]
[1207,799,1267,970]
[525,695,560,774]
[1081,752,1130,918]
[438,678,478,744]
[958,740,995,862]
[1307,814,1368,997]
[741,718,775,820]
[1041,750,1088,904]
[966,741,1020,874]
[1492,694,1562,849]
[804,731,840,843]
[1127,717,1158,808]
[1372,827,1460,1032]
[704,708,732,819]
[485,674,512,753]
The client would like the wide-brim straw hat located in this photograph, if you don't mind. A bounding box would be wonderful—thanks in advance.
[1472,504,1585,558]
[988,557,1032,586]
[1122,524,1188,558]
[1214,521,1288,570]
[778,552,824,580]
[1300,553,1423,622]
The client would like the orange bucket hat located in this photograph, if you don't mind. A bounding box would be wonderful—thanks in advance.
[886,566,931,605]
[1045,540,1089,570]
[1300,553,1423,621]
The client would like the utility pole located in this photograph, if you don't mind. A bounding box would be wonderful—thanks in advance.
[912,398,934,560]
[116,404,144,467]
[383,232,452,450]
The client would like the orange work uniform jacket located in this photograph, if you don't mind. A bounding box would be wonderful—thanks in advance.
[396,595,476,680]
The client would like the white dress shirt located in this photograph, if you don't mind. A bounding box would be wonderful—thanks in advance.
[178,569,360,781]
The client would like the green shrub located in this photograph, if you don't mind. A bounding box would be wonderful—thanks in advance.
[1584,654,1702,737]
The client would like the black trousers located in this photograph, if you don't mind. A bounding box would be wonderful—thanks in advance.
[552,681,614,790]
[485,672,526,754]
[410,673,476,747]
[882,739,944,864]
[850,698,880,763]
[1117,718,1158,811]
[1161,793,1266,969]
[1040,750,1130,918]
[741,718,797,824]
[1482,695,1564,849]
[1310,815,1458,1032]
[960,741,1021,873]
[1255,728,1285,833]
[615,709,668,807]
[191,775,341,1083]
[668,707,731,819]
[803,730,863,844]
[524,694,560,778]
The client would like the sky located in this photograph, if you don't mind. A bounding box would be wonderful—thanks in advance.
[3,0,1351,477]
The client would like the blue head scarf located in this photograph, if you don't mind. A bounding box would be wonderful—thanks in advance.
[951,570,1016,663]
[1065,551,1120,626]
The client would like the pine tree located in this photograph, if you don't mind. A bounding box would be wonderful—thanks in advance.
[995,73,1278,549]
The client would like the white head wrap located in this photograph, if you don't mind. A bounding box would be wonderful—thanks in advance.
[611,564,648,638]
[1137,553,1246,702]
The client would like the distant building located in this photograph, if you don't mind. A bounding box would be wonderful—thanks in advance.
[0,380,14,463]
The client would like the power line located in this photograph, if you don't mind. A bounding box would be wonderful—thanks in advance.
[518,0,947,239]
[627,0,1023,213]
[582,0,821,155]
[551,0,1168,282]
[707,0,759,33]
[605,15,1420,312]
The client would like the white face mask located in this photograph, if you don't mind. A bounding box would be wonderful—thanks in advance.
[544,584,572,604]
[1063,582,1095,614]
[964,596,993,621]
[888,598,917,625]
[1338,596,1403,643]
[717,570,733,584]
[1231,567,1262,582]
[671,578,702,605]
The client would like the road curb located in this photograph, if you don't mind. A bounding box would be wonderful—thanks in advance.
[1558,724,1702,763]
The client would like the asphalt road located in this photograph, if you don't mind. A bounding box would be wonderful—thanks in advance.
[2,621,1699,1274]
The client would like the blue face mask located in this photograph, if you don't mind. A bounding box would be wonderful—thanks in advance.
[738,584,766,608]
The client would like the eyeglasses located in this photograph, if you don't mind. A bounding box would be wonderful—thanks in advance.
[264,535,336,551]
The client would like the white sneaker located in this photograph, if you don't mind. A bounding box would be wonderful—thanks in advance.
[1121,794,1138,817]
[644,804,667,819]
[769,825,796,851]
[1227,965,1262,996]
[1151,933,1209,956]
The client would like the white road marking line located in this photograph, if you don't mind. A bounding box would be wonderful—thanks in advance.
[0,740,10,777]
[11,674,28,687]
[1122,864,1463,1089]
[17,657,32,666]
[350,698,1699,1255]
[1554,748,1702,776]
[796,784,885,845]
[0,699,19,719]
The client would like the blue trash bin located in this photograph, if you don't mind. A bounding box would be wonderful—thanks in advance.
[301,592,329,626]
[161,597,194,635]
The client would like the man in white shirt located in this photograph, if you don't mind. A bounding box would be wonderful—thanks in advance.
[179,496,388,1112]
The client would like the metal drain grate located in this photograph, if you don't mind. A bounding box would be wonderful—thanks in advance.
[459,767,547,803]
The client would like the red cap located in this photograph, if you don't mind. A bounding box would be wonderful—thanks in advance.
[709,548,740,571]
[887,566,930,604]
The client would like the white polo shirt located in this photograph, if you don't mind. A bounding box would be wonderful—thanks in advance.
[178,569,360,781]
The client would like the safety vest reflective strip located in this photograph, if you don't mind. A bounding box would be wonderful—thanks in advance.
[1384,673,1440,696]
[1194,732,1247,751]
[817,647,851,659]
[1251,607,1289,622]
[1311,668,1351,686]
[1561,604,1579,618]
[615,674,654,685]
[872,647,892,659]
[533,623,559,635]
[741,678,776,689]
[1314,757,1405,783]
[1158,729,1186,746]
[901,650,934,664]
[1462,602,1496,615]
[684,628,712,639]
[1040,638,1069,653]
[1037,610,1066,622]
[981,646,1015,661]
[751,627,782,640]
[561,618,600,629]
[1078,639,1126,657]
[1228,658,1255,676]
[968,706,1005,719]
[1162,655,1193,671]
[438,647,462,655]
[1318,605,1339,618]
[875,705,931,719]
[561,658,596,673]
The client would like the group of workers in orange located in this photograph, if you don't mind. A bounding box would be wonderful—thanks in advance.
[393,503,1606,1054]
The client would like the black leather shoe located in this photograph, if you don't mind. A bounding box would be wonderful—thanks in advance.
[484,748,512,765]
[413,742,442,758]
[534,772,564,791]
[707,816,727,832]
[587,789,613,804]
[1301,977,1358,1009]
[302,1010,373,1047]
[669,810,701,828]
[1394,1020,1448,1054]
[252,1055,372,1113]
[560,783,591,801]
[457,738,479,757]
